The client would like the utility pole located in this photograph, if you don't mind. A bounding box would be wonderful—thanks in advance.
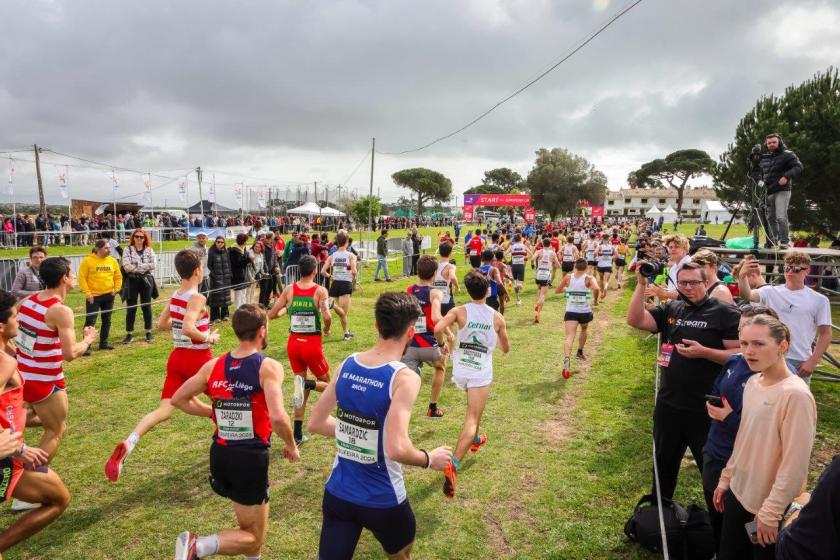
[337,184,343,202]
[314,181,318,205]
[34,144,46,218]
[196,166,204,225]
[368,138,375,232]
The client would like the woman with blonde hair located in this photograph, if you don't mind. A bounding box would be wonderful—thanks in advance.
[122,228,157,343]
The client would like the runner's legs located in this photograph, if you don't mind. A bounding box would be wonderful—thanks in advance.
[453,385,492,462]
[214,502,269,557]
[563,320,579,360]
[30,390,68,460]
[0,469,69,551]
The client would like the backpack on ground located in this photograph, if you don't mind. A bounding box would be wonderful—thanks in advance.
[624,494,714,560]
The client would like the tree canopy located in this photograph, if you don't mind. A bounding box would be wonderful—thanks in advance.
[391,168,452,217]
[628,149,714,214]
[350,195,381,228]
[713,67,840,231]
[526,148,607,220]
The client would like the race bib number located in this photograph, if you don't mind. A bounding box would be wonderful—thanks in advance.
[456,338,490,371]
[336,407,379,464]
[566,290,590,305]
[333,261,352,281]
[214,399,254,441]
[536,268,551,281]
[172,322,193,347]
[16,325,37,355]
[470,249,478,256]
[563,254,574,262]
[657,343,675,367]
[512,255,525,265]
[414,315,427,334]
[291,313,317,333]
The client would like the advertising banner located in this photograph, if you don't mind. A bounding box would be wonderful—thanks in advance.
[462,205,475,222]
[463,193,531,207]
[524,207,536,223]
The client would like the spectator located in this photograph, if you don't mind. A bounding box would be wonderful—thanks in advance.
[401,232,414,277]
[411,228,422,275]
[645,233,692,301]
[738,252,832,383]
[11,246,47,300]
[121,229,157,343]
[229,233,251,310]
[79,239,123,354]
[207,236,232,322]
[627,262,740,501]
[247,241,266,305]
[374,229,392,282]
[714,315,816,559]
[763,133,803,248]
[692,249,735,305]
[101,230,122,259]
[192,231,210,294]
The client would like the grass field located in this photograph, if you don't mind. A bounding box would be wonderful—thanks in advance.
[4,229,840,559]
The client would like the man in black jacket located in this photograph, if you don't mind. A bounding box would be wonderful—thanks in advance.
[763,133,803,248]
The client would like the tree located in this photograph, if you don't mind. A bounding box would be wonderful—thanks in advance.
[391,168,453,217]
[482,168,525,192]
[628,149,714,215]
[350,195,382,228]
[525,148,607,220]
[713,67,840,231]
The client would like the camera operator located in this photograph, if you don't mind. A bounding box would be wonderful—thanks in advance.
[763,133,803,249]
[628,262,741,500]
[644,234,692,301]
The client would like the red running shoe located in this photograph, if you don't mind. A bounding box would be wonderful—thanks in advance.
[105,442,128,482]
[562,357,571,380]
[426,407,444,418]
[175,531,198,560]
[470,434,487,453]
[442,459,457,499]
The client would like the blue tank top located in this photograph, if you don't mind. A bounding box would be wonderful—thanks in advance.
[325,355,408,508]
[478,264,498,298]
[406,285,437,348]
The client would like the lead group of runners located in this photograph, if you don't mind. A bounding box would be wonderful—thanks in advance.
[0,223,626,559]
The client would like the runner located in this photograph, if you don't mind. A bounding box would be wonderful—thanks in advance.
[508,233,529,306]
[0,289,70,552]
[307,292,451,559]
[467,230,484,269]
[404,255,447,418]
[583,233,598,276]
[572,228,583,251]
[614,237,630,289]
[323,232,357,341]
[478,250,504,312]
[556,258,600,379]
[105,249,219,482]
[433,242,459,345]
[171,304,299,560]
[595,237,615,303]
[434,270,510,498]
[492,249,512,314]
[532,238,560,324]
[560,236,579,282]
[268,255,332,445]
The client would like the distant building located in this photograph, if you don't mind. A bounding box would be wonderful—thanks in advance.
[605,187,718,219]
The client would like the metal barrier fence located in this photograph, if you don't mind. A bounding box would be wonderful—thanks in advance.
[0,227,189,248]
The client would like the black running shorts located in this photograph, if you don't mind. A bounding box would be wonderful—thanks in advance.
[561,262,574,273]
[587,260,597,267]
[441,301,455,316]
[329,280,353,297]
[564,311,594,324]
[319,490,416,559]
[597,266,613,273]
[469,255,481,269]
[511,264,525,281]
[615,258,626,267]
[209,442,269,506]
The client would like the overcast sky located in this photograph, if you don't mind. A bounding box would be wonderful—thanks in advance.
[1,0,838,210]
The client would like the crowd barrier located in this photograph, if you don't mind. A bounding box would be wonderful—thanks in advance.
[0,227,189,248]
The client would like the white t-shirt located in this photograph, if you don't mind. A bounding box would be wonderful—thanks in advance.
[756,285,832,362]
[667,255,692,290]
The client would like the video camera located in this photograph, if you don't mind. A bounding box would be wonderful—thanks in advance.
[748,144,768,186]
[638,259,666,279]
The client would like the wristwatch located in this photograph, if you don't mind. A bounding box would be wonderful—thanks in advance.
[783,502,803,521]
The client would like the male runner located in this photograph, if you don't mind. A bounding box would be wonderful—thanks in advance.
[614,237,629,289]
[172,304,299,560]
[467,230,484,269]
[433,242,459,318]
[16,256,96,510]
[532,238,560,324]
[595,237,615,303]
[583,233,598,276]
[560,236,579,281]
[508,233,529,306]
[404,255,447,418]
[268,255,332,445]
[478,250,504,312]
[556,259,600,379]
[308,292,451,559]
[0,289,69,552]
[105,249,219,481]
[434,270,509,498]
[323,232,357,341]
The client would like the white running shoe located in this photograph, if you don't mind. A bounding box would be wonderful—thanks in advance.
[11,499,40,512]
[174,531,198,560]
[517,299,522,306]
[293,375,305,409]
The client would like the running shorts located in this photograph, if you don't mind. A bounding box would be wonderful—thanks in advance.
[615,259,626,267]
[564,311,594,324]
[486,297,499,311]
[23,378,65,405]
[587,260,597,267]
[469,255,481,269]
[561,262,574,273]
[511,264,525,282]
[162,347,214,399]
[287,335,330,378]
[319,490,416,559]
[597,266,613,273]
[0,457,23,503]
[440,301,455,316]
[402,346,442,374]
[535,279,550,288]
[328,280,353,297]
[452,369,493,390]
[209,442,269,506]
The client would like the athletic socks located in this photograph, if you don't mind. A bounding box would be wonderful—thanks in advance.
[452,456,461,471]
[294,420,303,441]
[125,432,140,454]
[196,534,219,558]
[304,379,316,391]
[473,435,481,444]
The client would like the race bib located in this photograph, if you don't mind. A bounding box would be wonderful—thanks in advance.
[563,254,574,262]
[512,255,525,265]
[16,325,37,356]
[456,337,490,371]
[171,322,193,347]
[291,313,317,333]
[333,261,352,281]
[214,399,254,441]
[536,268,551,281]
[657,343,675,367]
[566,290,590,306]
[336,407,379,464]
[414,315,427,334]
[470,249,478,256]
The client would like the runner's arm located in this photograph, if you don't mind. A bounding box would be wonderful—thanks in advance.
[308,373,338,438]
[448,264,460,294]
[434,307,461,347]
[318,287,332,334]
[430,290,443,324]
[322,255,333,278]
[267,286,292,320]
[51,305,97,361]
[350,254,358,281]
[261,358,297,452]
[183,294,218,344]
[495,312,510,354]
[587,276,601,303]
[170,359,215,417]
[157,301,172,330]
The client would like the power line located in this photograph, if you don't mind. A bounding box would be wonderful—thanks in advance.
[340,149,371,188]
[377,0,645,156]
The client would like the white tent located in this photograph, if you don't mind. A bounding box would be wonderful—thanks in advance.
[661,205,678,220]
[286,202,346,217]
[319,206,346,217]
[701,200,740,224]
[645,205,662,218]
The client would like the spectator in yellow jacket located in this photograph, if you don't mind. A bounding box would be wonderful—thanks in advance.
[78,239,123,354]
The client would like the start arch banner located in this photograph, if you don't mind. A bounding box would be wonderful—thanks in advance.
[463,193,531,206]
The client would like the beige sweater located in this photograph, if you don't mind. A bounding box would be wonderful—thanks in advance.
[718,373,816,526]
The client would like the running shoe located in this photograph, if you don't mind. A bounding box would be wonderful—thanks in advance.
[122,333,133,344]
[517,298,522,306]
[343,331,354,341]
[294,434,310,446]
[533,315,540,324]
[293,375,305,409]
[426,407,444,418]
[10,499,40,512]
[469,434,488,453]
[105,442,129,482]
[442,459,457,498]
[576,349,586,361]
[145,331,153,342]
[562,357,571,380]
[174,531,198,560]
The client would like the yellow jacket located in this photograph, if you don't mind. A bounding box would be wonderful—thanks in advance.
[78,253,123,296]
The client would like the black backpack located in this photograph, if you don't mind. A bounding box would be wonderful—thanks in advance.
[624,494,714,560]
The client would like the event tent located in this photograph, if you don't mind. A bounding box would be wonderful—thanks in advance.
[661,205,678,221]
[186,200,238,214]
[286,202,345,217]
[645,205,662,218]
[701,200,741,224]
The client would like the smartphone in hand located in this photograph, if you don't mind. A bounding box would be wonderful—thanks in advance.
[705,394,724,408]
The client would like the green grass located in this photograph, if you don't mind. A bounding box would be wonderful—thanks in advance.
[5,239,840,559]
